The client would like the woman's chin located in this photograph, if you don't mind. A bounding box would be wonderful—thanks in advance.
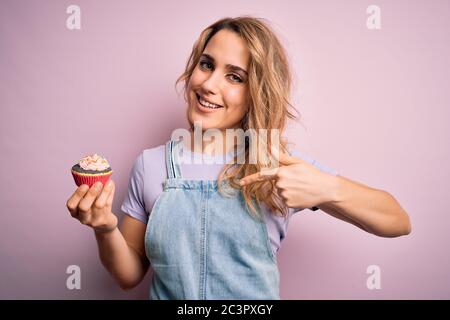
[192,121,219,131]
[189,112,220,130]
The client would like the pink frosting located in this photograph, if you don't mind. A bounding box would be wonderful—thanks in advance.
[79,153,111,171]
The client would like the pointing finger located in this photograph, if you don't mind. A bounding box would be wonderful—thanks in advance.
[277,151,303,166]
[239,170,278,186]
[268,144,303,167]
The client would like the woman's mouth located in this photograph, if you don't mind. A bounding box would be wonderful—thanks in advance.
[195,93,224,112]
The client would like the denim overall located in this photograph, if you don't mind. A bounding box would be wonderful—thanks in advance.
[144,139,280,300]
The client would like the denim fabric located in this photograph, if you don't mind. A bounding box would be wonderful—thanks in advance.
[144,139,280,300]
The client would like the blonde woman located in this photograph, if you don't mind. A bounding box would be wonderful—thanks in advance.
[66,16,411,300]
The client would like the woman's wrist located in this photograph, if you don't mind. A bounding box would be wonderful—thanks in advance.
[94,223,118,234]
[93,215,118,234]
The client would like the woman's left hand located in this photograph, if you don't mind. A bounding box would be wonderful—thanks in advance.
[239,152,340,210]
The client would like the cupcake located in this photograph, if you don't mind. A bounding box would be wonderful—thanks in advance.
[71,153,113,187]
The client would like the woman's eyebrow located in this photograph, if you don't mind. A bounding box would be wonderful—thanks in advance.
[201,53,248,76]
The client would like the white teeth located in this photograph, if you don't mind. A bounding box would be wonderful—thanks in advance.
[198,96,222,109]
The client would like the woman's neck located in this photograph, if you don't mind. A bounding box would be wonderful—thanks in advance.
[186,130,237,156]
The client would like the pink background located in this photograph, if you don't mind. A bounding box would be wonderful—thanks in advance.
[1,0,449,299]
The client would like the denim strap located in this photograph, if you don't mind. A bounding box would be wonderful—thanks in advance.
[165,140,182,179]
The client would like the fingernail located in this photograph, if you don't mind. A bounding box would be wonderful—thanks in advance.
[106,180,112,188]
[93,182,102,190]
[239,180,245,186]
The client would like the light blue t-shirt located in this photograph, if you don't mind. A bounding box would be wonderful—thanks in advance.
[121,142,338,256]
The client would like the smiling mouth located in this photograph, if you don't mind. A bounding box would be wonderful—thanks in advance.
[195,93,224,109]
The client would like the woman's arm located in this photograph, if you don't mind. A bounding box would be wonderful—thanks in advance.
[239,152,412,238]
[319,175,412,237]
[95,215,150,290]
[66,181,149,291]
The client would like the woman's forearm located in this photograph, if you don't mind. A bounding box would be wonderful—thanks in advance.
[94,223,148,290]
[326,175,412,237]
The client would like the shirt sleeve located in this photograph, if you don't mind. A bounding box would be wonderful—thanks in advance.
[288,148,339,214]
[120,152,148,223]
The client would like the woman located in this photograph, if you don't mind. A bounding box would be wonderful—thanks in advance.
[66,16,411,300]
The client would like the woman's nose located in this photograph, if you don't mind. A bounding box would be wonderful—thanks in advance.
[201,71,221,94]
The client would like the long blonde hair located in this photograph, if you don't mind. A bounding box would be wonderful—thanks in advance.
[175,16,300,218]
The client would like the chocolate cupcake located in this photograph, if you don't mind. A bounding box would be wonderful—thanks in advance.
[71,153,113,187]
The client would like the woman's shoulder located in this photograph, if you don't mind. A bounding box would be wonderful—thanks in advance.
[142,143,166,159]
[140,138,180,159]
[130,143,167,175]
[288,146,339,176]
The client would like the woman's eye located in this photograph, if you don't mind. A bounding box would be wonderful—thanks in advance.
[199,61,212,69]
[199,61,243,83]
[229,74,243,83]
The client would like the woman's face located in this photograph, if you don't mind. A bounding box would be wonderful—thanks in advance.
[187,29,250,131]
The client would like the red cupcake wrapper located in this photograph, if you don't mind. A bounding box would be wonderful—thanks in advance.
[71,170,113,188]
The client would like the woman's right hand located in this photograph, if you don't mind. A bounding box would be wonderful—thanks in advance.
[66,180,118,233]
